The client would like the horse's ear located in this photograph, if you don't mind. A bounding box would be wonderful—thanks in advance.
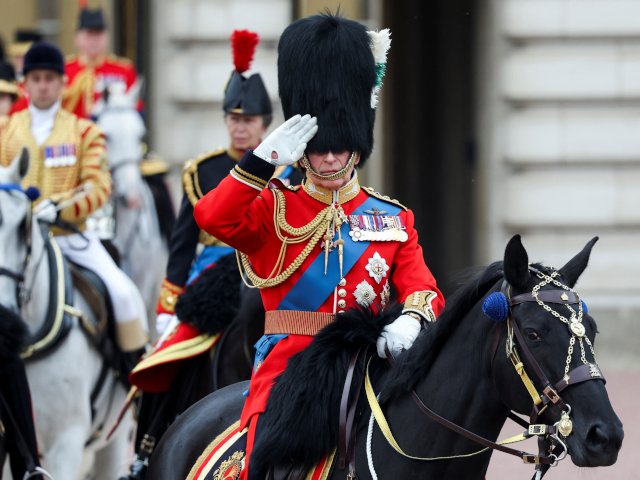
[503,234,529,290]
[7,146,30,182]
[557,237,598,288]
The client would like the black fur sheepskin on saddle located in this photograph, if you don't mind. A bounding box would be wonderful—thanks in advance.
[175,252,242,335]
[250,304,402,473]
[0,304,28,363]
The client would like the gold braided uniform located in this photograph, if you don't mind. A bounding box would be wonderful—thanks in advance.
[0,108,111,235]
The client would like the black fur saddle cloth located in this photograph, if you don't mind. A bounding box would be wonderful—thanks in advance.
[249,305,401,474]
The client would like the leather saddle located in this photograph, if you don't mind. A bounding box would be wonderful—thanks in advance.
[68,263,133,385]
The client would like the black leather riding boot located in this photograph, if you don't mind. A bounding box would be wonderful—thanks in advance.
[118,456,148,480]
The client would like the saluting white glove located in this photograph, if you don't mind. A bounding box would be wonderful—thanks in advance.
[253,114,318,167]
[376,314,422,358]
[34,199,58,224]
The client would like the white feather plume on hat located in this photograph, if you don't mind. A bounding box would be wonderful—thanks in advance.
[368,28,391,108]
[369,29,391,64]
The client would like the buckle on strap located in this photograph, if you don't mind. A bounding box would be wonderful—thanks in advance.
[543,385,560,404]
[528,425,546,436]
[523,455,540,465]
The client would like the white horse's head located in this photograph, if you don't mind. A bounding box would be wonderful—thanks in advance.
[96,80,147,207]
[0,147,31,312]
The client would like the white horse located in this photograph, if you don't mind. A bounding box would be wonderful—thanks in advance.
[93,82,167,323]
[0,148,135,480]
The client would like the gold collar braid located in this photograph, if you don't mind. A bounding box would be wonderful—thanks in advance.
[302,171,360,206]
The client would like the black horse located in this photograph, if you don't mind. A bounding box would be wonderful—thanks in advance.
[148,236,623,480]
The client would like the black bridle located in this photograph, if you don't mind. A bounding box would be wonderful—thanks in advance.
[0,187,33,307]
[361,266,606,480]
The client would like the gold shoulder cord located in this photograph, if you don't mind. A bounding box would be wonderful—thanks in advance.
[237,188,338,288]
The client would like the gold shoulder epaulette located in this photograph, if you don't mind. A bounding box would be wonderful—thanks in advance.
[65,53,77,62]
[362,186,407,211]
[107,53,133,65]
[182,147,226,206]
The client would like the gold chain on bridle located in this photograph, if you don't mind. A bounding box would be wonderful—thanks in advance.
[237,188,346,288]
[531,271,598,380]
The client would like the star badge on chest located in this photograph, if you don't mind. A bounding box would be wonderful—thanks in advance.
[353,280,377,308]
[365,252,389,284]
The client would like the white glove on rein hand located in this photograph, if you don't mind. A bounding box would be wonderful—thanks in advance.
[156,313,176,336]
[34,199,58,224]
[253,114,318,166]
[376,314,422,358]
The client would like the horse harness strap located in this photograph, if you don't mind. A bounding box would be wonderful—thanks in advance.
[364,349,556,465]
[339,345,368,477]
[365,269,606,477]
[495,271,606,477]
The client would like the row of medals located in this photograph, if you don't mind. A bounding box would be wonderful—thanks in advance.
[348,214,408,242]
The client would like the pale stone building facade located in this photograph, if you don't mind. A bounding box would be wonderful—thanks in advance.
[476,0,640,368]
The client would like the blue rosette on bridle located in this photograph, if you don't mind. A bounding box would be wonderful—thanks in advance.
[482,292,509,322]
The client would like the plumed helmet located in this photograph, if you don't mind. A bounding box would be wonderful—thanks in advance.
[278,13,382,165]
[223,30,272,116]
[22,41,65,76]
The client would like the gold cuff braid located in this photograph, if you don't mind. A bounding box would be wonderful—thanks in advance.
[403,290,438,322]
[158,279,185,313]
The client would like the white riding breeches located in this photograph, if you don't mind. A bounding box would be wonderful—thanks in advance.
[56,231,139,324]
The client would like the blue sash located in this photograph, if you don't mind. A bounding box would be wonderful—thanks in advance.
[277,196,401,311]
[186,245,235,285]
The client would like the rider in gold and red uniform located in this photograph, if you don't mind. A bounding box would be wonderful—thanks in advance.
[194,14,444,479]
[62,8,143,119]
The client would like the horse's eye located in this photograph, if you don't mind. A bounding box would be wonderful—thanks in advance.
[526,331,540,341]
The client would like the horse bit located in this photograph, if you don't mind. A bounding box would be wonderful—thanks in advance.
[364,265,605,480]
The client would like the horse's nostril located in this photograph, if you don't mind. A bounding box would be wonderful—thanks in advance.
[586,424,609,448]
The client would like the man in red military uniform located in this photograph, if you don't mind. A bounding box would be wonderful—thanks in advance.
[63,8,142,119]
[194,14,444,480]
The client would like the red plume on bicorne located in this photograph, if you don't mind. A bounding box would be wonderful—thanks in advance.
[230,30,260,74]
[78,0,88,8]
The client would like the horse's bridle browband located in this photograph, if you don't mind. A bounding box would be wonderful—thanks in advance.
[364,266,606,479]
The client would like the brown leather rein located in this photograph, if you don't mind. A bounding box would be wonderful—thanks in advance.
[340,269,606,478]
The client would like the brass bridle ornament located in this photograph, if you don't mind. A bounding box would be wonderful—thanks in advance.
[365,265,606,479]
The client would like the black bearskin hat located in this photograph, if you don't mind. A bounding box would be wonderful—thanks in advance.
[278,14,376,164]
[22,42,65,76]
[223,30,272,116]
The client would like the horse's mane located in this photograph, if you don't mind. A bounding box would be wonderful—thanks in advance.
[380,261,505,403]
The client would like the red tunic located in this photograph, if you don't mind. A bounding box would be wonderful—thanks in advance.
[194,151,444,476]
[63,54,143,118]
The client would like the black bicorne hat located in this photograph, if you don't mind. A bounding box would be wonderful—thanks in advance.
[8,30,43,57]
[278,13,377,164]
[78,8,107,30]
[223,30,272,116]
[23,42,65,76]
